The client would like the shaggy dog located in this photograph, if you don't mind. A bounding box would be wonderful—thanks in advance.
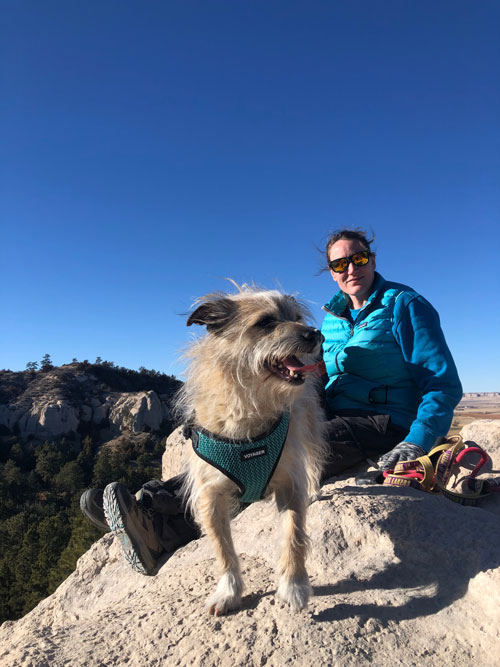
[176,285,327,616]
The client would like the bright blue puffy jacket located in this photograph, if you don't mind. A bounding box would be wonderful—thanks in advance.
[321,272,462,451]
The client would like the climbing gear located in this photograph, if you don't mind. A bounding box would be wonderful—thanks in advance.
[382,436,500,505]
[382,436,465,492]
[190,412,290,504]
[435,446,500,505]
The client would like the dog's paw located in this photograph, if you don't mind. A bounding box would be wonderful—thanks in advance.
[277,574,312,611]
[206,591,242,616]
[206,571,243,616]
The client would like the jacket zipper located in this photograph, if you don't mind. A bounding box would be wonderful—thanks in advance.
[322,306,354,371]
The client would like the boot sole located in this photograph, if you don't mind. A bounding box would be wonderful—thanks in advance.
[103,483,156,576]
[80,490,109,532]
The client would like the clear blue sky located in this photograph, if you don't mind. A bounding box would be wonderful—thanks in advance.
[2,1,499,392]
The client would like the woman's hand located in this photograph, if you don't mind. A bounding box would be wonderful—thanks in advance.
[377,442,426,470]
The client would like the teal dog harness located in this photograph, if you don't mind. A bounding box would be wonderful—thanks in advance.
[191,413,290,504]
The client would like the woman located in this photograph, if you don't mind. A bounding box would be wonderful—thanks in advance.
[320,228,462,476]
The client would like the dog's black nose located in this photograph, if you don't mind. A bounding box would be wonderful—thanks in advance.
[302,327,324,344]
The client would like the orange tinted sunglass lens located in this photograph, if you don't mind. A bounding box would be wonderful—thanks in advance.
[331,258,347,272]
[352,252,369,266]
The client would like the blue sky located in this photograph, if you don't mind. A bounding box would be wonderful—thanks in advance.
[2,1,499,391]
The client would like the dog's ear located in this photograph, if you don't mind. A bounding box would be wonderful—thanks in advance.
[187,298,238,334]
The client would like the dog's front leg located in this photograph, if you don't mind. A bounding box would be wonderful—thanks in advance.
[199,489,243,615]
[275,488,311,611]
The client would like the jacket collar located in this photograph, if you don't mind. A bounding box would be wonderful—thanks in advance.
[323,272,386,316]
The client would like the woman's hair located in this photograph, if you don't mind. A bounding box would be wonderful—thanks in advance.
[321,228,374,272]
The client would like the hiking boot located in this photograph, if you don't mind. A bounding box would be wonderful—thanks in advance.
[103,482,167,576]
[80,488,109,532]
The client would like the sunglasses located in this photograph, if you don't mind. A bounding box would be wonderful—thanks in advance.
[328,250,371,273]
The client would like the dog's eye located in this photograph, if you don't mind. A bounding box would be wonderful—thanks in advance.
[254,315,276,329]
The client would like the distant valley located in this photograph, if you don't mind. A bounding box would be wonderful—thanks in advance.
[450,392,500,435]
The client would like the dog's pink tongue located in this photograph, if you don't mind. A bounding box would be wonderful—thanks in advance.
[283,358,326,375]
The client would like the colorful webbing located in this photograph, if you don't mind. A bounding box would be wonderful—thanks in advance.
[382,441,454,492]
[382,436,500,506]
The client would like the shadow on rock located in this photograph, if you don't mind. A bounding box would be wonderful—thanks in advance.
[311,483,500,623]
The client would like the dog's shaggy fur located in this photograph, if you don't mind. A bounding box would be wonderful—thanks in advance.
[176,285,327,615]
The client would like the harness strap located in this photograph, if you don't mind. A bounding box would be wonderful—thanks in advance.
[191,413,290,504]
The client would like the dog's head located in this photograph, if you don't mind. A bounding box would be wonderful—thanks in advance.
[187,286,324,389]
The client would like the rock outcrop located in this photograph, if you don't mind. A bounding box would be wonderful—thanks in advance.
[162,424,188,480]
[0,363,180,442]
[1,420,499,666]
[462,419,500,453]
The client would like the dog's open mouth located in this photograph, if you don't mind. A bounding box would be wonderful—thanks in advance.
[266,356,324,385]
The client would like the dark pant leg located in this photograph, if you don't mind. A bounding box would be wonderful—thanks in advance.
[141,476,201,547]
[322,412,406,480]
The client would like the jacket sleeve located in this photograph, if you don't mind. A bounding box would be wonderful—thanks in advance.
[392,295,462,451]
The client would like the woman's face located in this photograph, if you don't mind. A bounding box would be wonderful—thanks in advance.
[328,238,376,308]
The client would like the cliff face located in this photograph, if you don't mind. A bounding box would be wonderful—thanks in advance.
[0,363,181,442]
[1,421,499,666]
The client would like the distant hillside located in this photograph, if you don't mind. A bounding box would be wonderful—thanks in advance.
[0,361,182,444]
[0,360,180,405]
[0,361,182,624]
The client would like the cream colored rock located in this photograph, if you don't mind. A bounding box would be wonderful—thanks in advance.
[2,425,500,666]
[0,405,24,430]
[0,388,174,440]
[17,400,80,437]
[461,419,500,455]
[107,390,164,433]
[162,425,188,480]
